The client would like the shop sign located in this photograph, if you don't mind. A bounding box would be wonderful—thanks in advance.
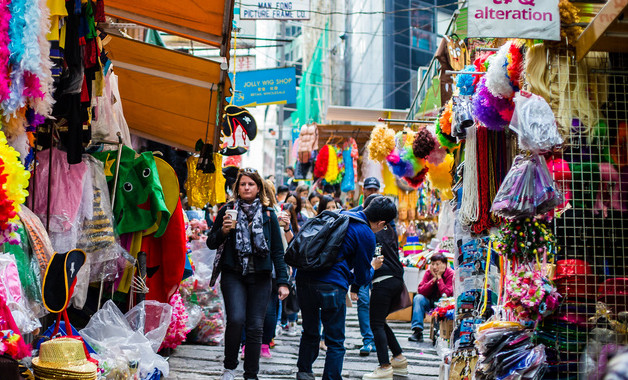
[229,67,297,107]
[467,0,560,41]
[241,1,310,20]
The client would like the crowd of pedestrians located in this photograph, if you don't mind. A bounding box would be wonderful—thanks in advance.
[208,168,451,380]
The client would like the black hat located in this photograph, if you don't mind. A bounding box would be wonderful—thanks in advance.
[363,177,381,190]
[42,249,86,314]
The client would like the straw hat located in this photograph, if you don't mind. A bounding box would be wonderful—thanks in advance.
[32,338,97,380]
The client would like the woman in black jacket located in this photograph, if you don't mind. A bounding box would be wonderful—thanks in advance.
[207,168,290,380]
[361,195,408,380]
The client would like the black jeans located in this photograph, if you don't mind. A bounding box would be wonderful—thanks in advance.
[296,279,347,380]
[370,277,404,366]
[263,283,278,344]
[221,270,272,379]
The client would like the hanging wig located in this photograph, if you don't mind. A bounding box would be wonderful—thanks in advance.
[314,144,330,178]
[367,124,396,162]
[524,43,551,103]
[472,76,513,131]
[412,127,436,159]
[439,100,453,135]
[456,65,477,96]
[485,44,514,99]
[435,119,459,150]
[556,0,583,46]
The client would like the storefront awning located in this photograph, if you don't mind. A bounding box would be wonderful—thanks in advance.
[105,35,231,151]
[105,0,234,51]
[575,0,628,61]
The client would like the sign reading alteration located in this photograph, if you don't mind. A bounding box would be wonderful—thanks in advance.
[241,0,310,20]
[467,0,560,41]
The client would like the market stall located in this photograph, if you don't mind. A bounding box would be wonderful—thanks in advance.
[0,0,235,378]
[397,1,628,379]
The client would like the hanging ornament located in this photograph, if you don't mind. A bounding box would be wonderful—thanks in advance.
[367,124,396,162]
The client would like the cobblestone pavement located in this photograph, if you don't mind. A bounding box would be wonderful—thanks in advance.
[167,306,443,380]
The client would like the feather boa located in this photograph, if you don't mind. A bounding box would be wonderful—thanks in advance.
[507,42,524,90]
[4,108,26,139]
[20,0,41,75]
[0,0,11,102]
[368,124,396,162]
[160,292,189,350]
[2,67,25,115]
[31,0,54,117]
[324,145,339,184]
[0,130,29,244]
[426,145,447,166]
[7,0,25,66]
[314,144,329,178]
[473,52,494,87]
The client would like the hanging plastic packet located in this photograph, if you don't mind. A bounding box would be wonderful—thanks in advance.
[509,91,564,153]
[492,155,564,219]
[452,96,474,139]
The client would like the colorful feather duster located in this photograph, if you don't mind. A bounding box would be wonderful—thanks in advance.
[456,65,477,96]
[412,127,436,161]
[404,167,429,189]
[368,124,396,162]
[472,77,513,131]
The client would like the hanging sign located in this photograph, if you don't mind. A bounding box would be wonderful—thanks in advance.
[241,0,310,20]
[467,0,560,41]
[229,67,297,107]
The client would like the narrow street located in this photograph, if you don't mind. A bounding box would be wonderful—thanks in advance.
[167,306,442,379]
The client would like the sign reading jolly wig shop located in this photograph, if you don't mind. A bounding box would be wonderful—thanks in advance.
[468,0,560,41]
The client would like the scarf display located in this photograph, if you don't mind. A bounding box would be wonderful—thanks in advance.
[235,199,269,275]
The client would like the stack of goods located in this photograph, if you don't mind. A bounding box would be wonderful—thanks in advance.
[474,322,547,380]
[32,338,98,380]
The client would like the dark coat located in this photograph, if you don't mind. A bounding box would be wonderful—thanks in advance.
[207,201,289,286]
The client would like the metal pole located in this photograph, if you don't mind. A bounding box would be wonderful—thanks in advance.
[276,20,287,184]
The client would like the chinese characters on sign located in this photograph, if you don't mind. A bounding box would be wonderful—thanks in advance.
[467,0,560,40]
[241,1,310,20]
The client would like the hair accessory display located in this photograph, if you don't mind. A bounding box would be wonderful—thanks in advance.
[504,264,560,322]
[495,217,557,263]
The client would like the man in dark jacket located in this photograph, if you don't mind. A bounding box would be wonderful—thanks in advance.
[296,197,397,380]
[408,253,454,342]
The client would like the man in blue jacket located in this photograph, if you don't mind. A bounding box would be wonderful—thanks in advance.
[296,197,397,380]
[349,177,382,356]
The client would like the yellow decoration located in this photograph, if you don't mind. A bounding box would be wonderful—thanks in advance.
[325,145,339,183]
[0,131,30,215]
[367,124,396,163]
[184,154,226,208]
[426,154,454,199]
[381,164,398,196]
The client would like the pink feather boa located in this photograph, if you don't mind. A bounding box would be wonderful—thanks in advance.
[0,0,11,102]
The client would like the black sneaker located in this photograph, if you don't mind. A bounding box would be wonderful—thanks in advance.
[408,329,424,342]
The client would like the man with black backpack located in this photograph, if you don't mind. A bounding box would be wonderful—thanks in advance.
[294,197,397,380]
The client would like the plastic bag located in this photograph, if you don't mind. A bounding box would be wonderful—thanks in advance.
[509,91,563,153]
[0,254,42,334]
[125,301,173,353]
[80,300,169,378]
[492,155,564,219]
[180,246,225,345]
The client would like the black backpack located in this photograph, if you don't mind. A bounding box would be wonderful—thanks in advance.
[284,210,367,271]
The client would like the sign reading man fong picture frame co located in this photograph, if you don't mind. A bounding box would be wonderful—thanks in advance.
[467,0,560,41]
[241,0,310,20]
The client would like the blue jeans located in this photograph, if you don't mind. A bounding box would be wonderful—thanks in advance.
[296,279,347,380]
[357,284,374,347]
[411,294,434,331]
[221,271,272,379]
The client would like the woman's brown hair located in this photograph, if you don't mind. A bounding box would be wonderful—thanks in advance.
[232,168,272,207]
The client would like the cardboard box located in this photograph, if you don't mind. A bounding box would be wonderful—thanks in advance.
[439,319,454,339]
